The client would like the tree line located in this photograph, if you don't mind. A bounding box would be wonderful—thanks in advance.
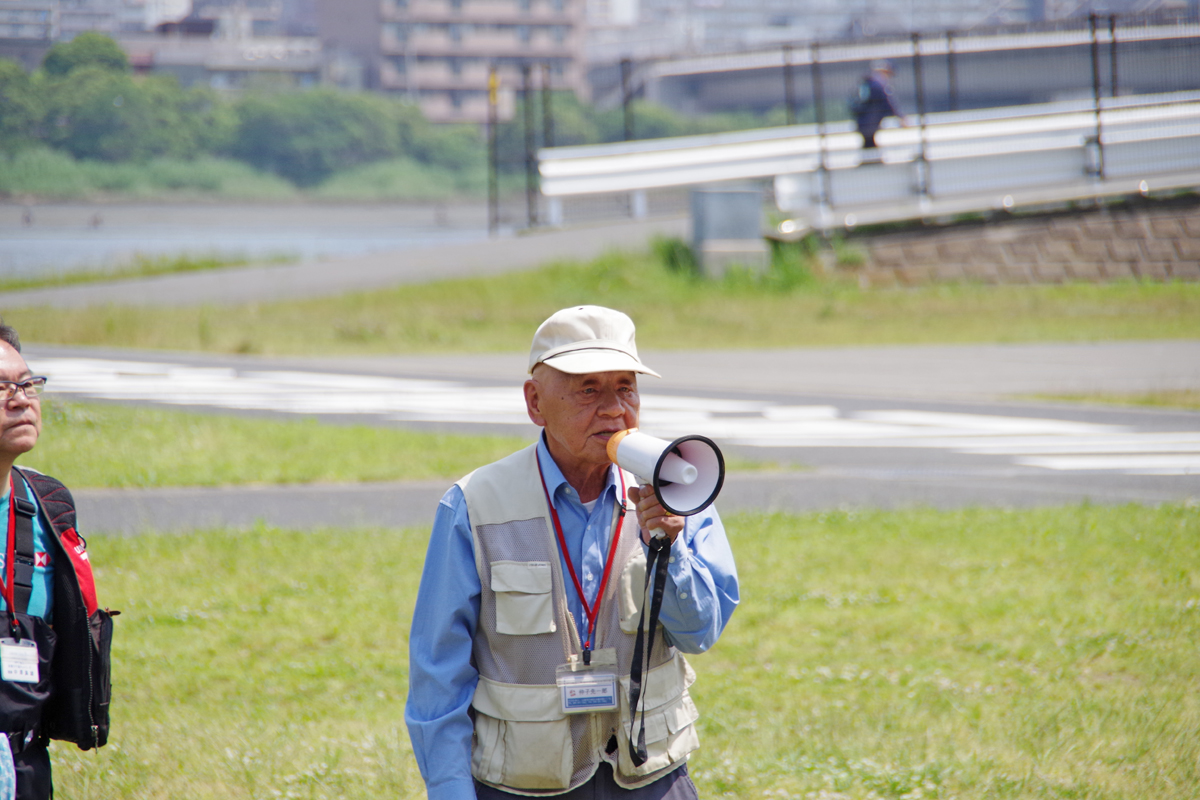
[0,32,777,191]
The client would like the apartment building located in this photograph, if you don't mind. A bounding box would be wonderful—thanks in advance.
[317,0,586,123]
[0,0,57,68]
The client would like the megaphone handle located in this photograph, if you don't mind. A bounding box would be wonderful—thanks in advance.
[634,480,668,541]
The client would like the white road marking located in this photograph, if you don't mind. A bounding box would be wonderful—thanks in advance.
[1017,455,1200,474]
[29,357,1200,476]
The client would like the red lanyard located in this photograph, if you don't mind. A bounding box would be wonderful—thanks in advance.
[1,477,16,616]
[537,460,626,656]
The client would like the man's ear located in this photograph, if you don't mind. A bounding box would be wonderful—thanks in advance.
[524,379,546,427]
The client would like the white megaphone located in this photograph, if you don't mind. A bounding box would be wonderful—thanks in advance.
[606,429,725,519]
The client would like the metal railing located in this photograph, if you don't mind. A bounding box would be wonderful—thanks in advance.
[538,91,1200,229]
[533,13,1200,229]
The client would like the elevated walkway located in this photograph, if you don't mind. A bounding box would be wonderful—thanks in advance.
[538,92,1200,232]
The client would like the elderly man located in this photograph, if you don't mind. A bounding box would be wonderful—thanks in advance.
[406,306,739,800]
[0,322,113,800]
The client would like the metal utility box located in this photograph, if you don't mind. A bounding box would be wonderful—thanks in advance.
[690,187,768,277]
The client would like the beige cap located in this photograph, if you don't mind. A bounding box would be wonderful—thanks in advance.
[528,306,661,377]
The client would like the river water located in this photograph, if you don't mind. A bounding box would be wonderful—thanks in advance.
[0,202,494,278]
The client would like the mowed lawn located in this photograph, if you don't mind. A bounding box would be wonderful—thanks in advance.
[52,504,1199,800]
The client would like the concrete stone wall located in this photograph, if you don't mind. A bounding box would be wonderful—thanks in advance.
[845,199,1200,287]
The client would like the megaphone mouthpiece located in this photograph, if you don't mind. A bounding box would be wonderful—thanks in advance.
[607,428,725,517]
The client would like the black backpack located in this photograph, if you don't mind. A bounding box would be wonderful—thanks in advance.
[16,469,113,751]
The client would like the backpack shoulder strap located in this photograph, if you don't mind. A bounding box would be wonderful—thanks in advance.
[9,478,37,615]
[14,468,76,536]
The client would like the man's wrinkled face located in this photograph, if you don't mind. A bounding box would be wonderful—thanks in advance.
[0,343,40,464]
[525,366,640,474]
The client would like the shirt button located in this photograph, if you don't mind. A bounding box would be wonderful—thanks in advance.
[679,591,689,599]
[669,556,676,564]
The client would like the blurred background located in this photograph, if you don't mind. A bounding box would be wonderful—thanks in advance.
[1,0,1197,272]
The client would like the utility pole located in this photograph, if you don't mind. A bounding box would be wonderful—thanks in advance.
[523,62,538,228]
[487,64,499,236]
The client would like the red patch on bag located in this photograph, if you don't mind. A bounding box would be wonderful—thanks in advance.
[60,528,97,615]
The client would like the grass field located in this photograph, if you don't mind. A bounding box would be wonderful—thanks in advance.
[51,503,1200,800]
[7,248,1199,356]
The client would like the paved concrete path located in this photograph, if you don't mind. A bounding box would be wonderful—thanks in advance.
[74,468,1193,536]
[328,340,1200,401]
[0,216,686,308]
[41,340,1197,535]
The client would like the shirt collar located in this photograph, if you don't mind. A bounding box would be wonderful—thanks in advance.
[536,434,619,507]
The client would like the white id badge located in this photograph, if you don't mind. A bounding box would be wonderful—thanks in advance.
[556,647,619,714]
[0,639,38,684]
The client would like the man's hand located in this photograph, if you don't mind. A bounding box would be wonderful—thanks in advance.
[627,484,685,545]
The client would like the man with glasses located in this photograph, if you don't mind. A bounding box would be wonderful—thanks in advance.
[0,322,113,800]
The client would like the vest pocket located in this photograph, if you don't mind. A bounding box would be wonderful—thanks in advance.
[473,679,574,790]
[490,561,556,636]
[617,550,647,634]
[473,713,574,790]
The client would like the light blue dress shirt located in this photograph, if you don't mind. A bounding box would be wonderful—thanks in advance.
[405,436,740,800]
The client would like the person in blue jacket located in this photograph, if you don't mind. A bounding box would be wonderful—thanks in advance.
[852,60,909,150]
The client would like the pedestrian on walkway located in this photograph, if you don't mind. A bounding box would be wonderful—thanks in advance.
[851,60,909,151]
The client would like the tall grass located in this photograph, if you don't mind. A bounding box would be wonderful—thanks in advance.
[0,147,506,202]
[0,253,268,293]
[312,156,487,201]
[51,504,1200,799]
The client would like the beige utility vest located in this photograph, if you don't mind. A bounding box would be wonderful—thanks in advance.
[459,444,700,795]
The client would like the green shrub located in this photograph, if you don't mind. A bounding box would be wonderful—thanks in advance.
[0,147,93,197]
[229,89,404,186]
[651,236,699,276]
[0,59,41,151]
[315,156,484,200]
[40,68,221,162]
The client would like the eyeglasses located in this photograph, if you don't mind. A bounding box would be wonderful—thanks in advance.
[0,377,47,402]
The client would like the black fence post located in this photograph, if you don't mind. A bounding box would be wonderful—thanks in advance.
[522,62,538,228]
[487,64,499,237]
[783,44,797,125]
[946,30,959,112]
[620,58,634,141]
[809,41,829,210]
[1109,14,1119,98]
[1089,13,1105,179]
[912,32,929,195]
[541,62,554,148]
